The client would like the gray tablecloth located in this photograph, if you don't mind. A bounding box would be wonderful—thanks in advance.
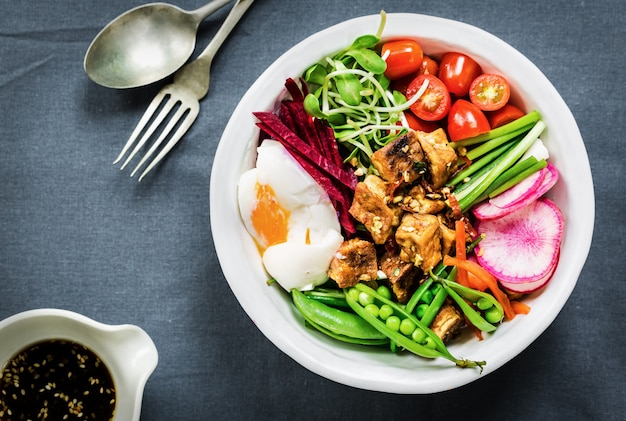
[1,0,624,419]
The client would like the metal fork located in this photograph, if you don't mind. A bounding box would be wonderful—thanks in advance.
[113,0,254,181]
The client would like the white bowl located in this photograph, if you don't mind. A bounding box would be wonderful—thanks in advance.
[210,13,594,393]
[0,309,158,420]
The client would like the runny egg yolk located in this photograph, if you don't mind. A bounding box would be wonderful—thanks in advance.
[251,183,290,250]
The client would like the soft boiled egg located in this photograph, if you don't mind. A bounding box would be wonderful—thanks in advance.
[238,139,344,291]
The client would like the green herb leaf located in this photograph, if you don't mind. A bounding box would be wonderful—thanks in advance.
[345,48,387,74]
[348,34,380,50]
[303,93,325,119]
[304,63,328,86]
[334,60,363,106]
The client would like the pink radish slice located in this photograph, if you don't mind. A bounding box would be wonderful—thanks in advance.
[475,198,563,284]
[472,163,559,221]
[499,251,559,293]
[490,166,546,209]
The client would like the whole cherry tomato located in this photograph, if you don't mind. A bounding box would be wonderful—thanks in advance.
[418,55,439,76]
[406,74,451,121]
[438,52,482,97]
[447,99,491,141]
[381,39,424,80]
[469,74,511,111]
[486,104,525,128]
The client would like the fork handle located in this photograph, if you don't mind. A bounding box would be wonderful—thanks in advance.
[174,0,255,97]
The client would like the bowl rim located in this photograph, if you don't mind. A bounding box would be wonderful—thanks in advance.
[210,12,595,393]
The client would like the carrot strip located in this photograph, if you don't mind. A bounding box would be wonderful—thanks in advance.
[511,301,531,315]
[443,255,516,321]
[466,272,488,291]
[454,220,469,287]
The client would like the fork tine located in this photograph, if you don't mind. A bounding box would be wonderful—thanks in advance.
[132,103,200,181]
[113,89,171,165]
[119,93,181,171]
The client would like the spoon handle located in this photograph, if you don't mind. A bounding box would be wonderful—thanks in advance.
[174,0,254,96]
[190,0,233,22]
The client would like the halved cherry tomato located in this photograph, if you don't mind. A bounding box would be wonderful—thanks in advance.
[486,104,525,128]
[418,55,439,76]
[406,74,451,121]
[447,99,491,141]
[438,52,482,97]
[469,74,511,111]
[381,39,424,80]
[403,111,440,132]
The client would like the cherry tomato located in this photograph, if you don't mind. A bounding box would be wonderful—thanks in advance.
[381,39,424,80]
[403,111,440,132]
[486,104,525,128]
[406,74,451,121]
[469,74,511,111]
[447,99,491,141]
[438,52,482,97]
[418,55,439,76]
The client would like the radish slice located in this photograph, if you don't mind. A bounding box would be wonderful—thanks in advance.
[472,163,559,220]
[499,252,559,293]
[475,198,563,284]
[490,167,546,209]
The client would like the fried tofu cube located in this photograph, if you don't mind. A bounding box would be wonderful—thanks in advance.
[349,174,400,244]
[401,184,446,214]
[328,238,378,288]
[379,250,418,303]
[395,213,442,272]
[429,303,463,343]
[438,217,456,257]
[370,130,425,186]
[415,129,458,188]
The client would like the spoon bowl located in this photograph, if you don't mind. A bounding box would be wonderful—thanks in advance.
[84,0,231,89]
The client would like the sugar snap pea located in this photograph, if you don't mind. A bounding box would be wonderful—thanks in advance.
[346,284,486,370]
[303,288,350,308]
[419,286,449,327]
[431,271,503,331]
[291,289,387,342]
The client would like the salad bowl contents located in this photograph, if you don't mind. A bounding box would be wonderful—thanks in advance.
[210,12,594,393]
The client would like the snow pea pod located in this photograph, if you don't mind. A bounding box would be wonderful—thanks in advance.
[346,284,486,370]
[291,289,387,342]
[419,286,448,327]
[441,284,498,333]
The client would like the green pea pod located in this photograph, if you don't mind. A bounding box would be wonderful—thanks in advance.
[345,288,444,361]
[349,284,486,370]
[441,284,497,333]
[303,317,389,346]
[440,278,504,318]
[303,289,350,309]
[406,264,448,313]
[291,289,386,341]
[419,286,448,327]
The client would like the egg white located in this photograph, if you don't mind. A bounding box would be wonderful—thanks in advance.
[237,140,344,291]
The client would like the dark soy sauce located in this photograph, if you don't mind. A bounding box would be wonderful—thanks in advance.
[0,339,116,420]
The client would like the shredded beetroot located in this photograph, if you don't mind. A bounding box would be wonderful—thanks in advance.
[252,79,358,236]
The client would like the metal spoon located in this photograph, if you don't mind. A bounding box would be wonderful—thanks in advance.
[84,0,232,89]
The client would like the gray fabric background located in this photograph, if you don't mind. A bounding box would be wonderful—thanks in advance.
[1,0,624,419]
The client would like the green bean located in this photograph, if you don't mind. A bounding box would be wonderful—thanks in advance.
[346,284,486,370]
[291,289,387,341]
